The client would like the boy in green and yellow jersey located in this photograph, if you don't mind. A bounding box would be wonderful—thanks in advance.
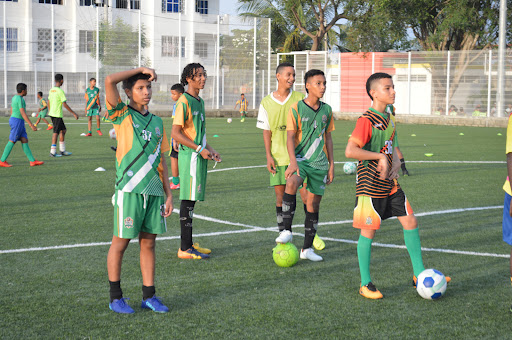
[34,91,53,130]
[84,77,102,136]
[234,93,248,122]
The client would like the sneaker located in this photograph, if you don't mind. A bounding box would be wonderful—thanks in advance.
[177,247,210,259]
[61,151,72,156]
[29,160,44,166]
[413,275,451,288]
[402,169,410,176]
[47,125,53,130]
[359,282,383,299]
[109,297,135,314]
[0,161,12,167]
[300,248,323,262]
[97,130,103,136]
[169,182,180,190]
[313,234,325,250]
[141,296,169,313]
[49,153,62,158]
[193,243,211,254]
[275,230,292,243]
[85,133,92,137]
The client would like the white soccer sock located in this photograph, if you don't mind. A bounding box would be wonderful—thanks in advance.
[50,144,57,155]
[59,142,65,152]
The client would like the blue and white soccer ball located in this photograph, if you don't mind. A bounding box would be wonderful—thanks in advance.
[343,162,357,175]
[416,268,447,300]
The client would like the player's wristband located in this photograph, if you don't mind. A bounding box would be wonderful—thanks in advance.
[199,145,206,153]
[195,145,201,152]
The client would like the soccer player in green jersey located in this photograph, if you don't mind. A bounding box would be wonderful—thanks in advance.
[345,73,450,299]
[172,63,222,260]
[47,74,78,157]
[169,83,184,190]
[84,78,102,136]
[281,70,334,261]
[257,62,326,250]
[234,93,248,122]
[0,83,44,167]
[34,91,53,130]
[105,67,173,314]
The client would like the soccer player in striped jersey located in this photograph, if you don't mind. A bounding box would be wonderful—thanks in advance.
[105,67,173,313]
[84,78,102,136]
[385,105,410,176]
[280,69,334,261]
[34,91,53,130]
[345,72,449,299]
[169,83,184,190]
[234,93,248,122]
[503,108,512,312]
[172,63,222,260]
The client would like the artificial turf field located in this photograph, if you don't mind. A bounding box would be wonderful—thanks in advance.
[0,116,510,338]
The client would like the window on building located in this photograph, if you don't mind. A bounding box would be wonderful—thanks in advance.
[80,0,105,6]
[38,0,63,4]
[162,36,185,58]
[196,0,208,14]
[79,30,94,53]
[130,0,140,9]
[116,0,127,8]
[194,41,208,58]
[0,28,18,52]
[162,0,181,13]
[38,28,65,53]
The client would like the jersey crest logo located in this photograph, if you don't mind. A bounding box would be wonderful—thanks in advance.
[322,115,327,123]
[302,117,309,122]
[155,127,161,137]
[127,170,134,177]
[124,217,134,228]
[365,216,373,225]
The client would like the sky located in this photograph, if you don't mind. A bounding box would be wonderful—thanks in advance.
[219,0,240,16]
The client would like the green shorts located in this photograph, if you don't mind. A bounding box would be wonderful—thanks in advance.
[270,165,287,186]
[179,150,208,201]
[113,190,167,239]
[38,110,48,118]
[87,108,100,116]
[297,161,328,196]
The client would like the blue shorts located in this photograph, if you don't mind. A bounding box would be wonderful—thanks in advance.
[9,117,27,142]
[503,193,512,246]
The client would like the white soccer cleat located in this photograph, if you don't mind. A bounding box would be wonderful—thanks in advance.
[275,230,292,244]
[300,248,323,262]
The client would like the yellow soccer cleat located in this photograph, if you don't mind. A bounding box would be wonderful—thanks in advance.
[313,234,325,250]
[177,247,210,259]
[193,243,211,254]
[359,282,383,299]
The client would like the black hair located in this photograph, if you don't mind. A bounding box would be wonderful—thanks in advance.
[171,83,185,93]
[122,73,151,91]
[180,63,206,86]
[366,72,392,100]
[16,83,27,94]
[55,73,64,82]
[90,77,96,82]
[276,62,294,74]
[304,69,325,94]
[38,91,43,97]
[241,93,245,96]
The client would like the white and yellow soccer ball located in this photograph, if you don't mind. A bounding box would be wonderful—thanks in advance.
[109,128,116,140]
[343,162,357,175]
[31,112,37,117]
[416,268,447,300]
[227,118,232,123]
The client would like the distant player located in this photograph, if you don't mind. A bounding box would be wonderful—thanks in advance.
[0,83,44,167]
[172,63,221,259]
[47,73,78,157]
[234,93,248,122]
[386,105,410,176]
[170,83,184,190]
[280,70,334,261]
[256,62,326,250]
[84,77,102,136]
[34,91,53,131]
[502,109,512,312]
[105,67,173,314]
[345,72,450,299]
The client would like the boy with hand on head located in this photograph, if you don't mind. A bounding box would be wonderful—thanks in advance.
[0,83,44,167]
[105,67,173,314]
[345,72,450,299]
[234,93,248,122]
[47,73,78,157]
[170,83,184,190]
[34,91,53,131]
[84,77,102,136]
[280,70,334,261]
[172,63,222,259]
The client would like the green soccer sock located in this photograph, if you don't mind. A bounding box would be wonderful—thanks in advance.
[403,228,425,277]
[172,176,180,185]
[88,130,92,134]
[1,141,14,162]
[22,143,35,162]
[357,234,373,286]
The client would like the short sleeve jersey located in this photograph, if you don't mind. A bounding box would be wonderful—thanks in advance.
[173,92,206,152]
[386,104,399,148]
[287,100,335,170]
[237,98,248,112]
[256,91,305,166]
[503,113,512,195]
[11,95,25,120]
[48,87,67,118]
[85,86,100,110]
[107,100,170,196]
[349,108,398,198]
[39,98,48,114]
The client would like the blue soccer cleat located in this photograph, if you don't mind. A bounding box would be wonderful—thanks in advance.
[61,151,72,156]
[141,296,169,313]
[109,297,135,314]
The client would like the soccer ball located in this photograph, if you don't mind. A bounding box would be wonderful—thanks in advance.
[109,128,116,140]
[416,268,447,300]
[272,242,299,267]
[31,112,37,117]
[343,162,357,175]
[227,118,232,123]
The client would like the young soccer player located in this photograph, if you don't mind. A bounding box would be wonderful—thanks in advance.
[234,93,248,122]
[256,62,326,250]
[105,67,173,314]
[345,72,449,299]
[47,73,79,157]
[0,83,44,167]
[502,109,512,312]
[170,83,184,190]
[172,63,222,259]
[281,69,334,261]
[84,77,102,136]
[386,105,410,176]
[34,91,53,130]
